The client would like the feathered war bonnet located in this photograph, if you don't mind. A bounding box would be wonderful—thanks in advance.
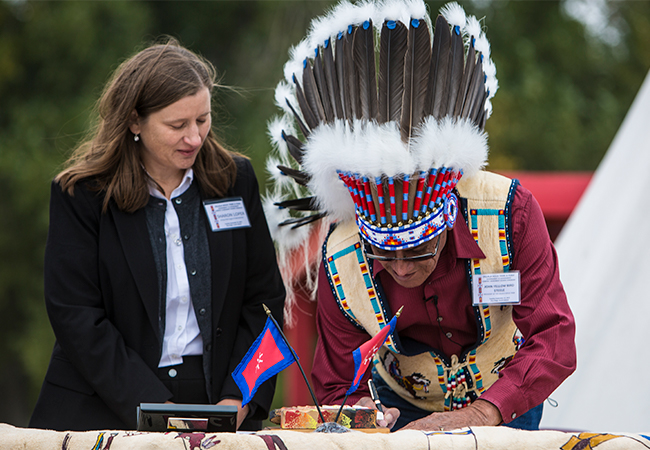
[264,0,498,305]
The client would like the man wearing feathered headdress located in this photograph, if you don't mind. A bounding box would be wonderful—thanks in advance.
[264,0,576,431]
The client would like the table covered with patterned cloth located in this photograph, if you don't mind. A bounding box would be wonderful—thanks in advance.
[1,423,648,450]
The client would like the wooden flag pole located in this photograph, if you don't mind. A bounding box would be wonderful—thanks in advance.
[263,304,326,424]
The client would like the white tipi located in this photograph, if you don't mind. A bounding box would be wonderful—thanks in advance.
[540,70,650,433]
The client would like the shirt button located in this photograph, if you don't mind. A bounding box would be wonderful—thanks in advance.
[181,296,188,303]
[437,316,443,322]
[168,368,178,378]
[190,269,197,276]
[446,332,453,338]
[175,198,182,204]
[177,264,182,270]
[511,413,517,419]
[175,238,182,246]
[177,325,183,331]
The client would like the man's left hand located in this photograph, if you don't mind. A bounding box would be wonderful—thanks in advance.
[400,399,502,431]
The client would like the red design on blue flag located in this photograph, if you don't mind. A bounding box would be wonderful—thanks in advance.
[232,317,296,407]
[346,314,398,395]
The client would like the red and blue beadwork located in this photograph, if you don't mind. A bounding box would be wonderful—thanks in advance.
[357,193,458,251]
[339,168,462,251]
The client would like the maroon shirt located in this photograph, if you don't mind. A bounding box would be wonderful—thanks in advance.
[312,184,576,423]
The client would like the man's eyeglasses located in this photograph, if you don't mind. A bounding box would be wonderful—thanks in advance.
[365,234,441,262]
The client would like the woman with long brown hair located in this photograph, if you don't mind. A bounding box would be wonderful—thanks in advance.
[29,39,285,432]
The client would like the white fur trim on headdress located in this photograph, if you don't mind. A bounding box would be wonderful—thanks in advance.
[464,15,482,41]
[301,121,360,222]
[301,119,431,221]
[263,193,311,252]
[440,2,466,29]
[283,38,311,84]
[475,31,491,59]
[274,81,297,118]
[267,116,293,161]
[485,60,499,98]
[265,157,294,195]
[310,0,358,48]
[379,0,427,26]
[411,116,488,178]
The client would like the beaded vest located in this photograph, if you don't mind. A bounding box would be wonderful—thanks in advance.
[322,171,522,412]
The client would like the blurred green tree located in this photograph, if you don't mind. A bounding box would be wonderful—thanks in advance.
[475,0,650,170]
[0,0,151,425]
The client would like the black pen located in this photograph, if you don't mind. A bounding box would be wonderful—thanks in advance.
[367,379,383,413]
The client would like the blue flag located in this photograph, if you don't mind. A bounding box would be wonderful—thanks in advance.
[232,317,296,407]
[346,314,398,396]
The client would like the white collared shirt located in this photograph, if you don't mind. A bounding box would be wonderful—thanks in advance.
[149,169,203,368]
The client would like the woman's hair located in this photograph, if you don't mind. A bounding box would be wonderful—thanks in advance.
[57,37,238,212]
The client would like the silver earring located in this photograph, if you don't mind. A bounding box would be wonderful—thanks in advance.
[134,134,140,142]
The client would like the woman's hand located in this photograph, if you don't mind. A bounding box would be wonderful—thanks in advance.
[400,399,502,431]
[354,396,400,430]
[217,398,250,430]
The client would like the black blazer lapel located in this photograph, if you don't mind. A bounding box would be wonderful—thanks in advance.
[205,217,232,326]
[111,204,160,338]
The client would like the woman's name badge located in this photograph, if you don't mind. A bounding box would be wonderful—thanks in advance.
[472,271,521,305]
[203,197,251,232]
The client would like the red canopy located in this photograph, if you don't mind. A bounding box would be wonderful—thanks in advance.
[499,171,592,221]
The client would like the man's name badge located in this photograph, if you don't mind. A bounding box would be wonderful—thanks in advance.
[203,197,251,232]
[472,271,521,305]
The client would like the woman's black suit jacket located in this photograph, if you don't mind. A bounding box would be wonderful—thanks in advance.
[29,157,286,431]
